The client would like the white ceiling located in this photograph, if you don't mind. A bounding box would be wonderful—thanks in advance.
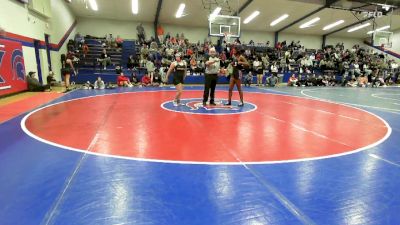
[67,0,400,38]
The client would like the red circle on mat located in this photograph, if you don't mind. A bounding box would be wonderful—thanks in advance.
[24,91,389,163]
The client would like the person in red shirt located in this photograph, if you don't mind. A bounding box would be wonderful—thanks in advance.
[115,35,124,48]
[186,48,193,57]
[82,43,89,58]
[287,74,298,86]
[141,74,152,87]
[117,72,133,87]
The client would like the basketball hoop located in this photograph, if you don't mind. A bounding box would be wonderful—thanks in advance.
[374,30,393,50]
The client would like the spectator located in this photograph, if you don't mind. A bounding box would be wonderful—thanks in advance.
[136,23,146,44]
[46,71,57,87]
[117,72,133,87]
[100,49,112,70]
[106,34,114,47]
[244,71,253,87]
[152,69,162,86]
[321,75,329,86]
[190,55,197,75]
[270,62,278,76]
[27,72,51,92]
[67,39,75,52]
[253,57,263,86]
[357,74,368,87]
[82,43,89,58]
[141,44,149,59]
[94,76,105,89]
[130,68,139,84]
[306,74,317,86]
[287,74,298,86]
[127,55,135,70]
[82,81,94,89]
[141,73,152,86]
[146,57,156,83]
[74,33,84,48]
[160,66,168,85]
[265,74,278,87]
[115,35,123,48]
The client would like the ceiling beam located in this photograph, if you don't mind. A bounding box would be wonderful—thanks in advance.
[154,0,163,43]
[323,17,373,36]
[233,0,253,16]
[276,0,339,33]
[349,3,373,10]
[276,6,325,33]
[154,0,163,25]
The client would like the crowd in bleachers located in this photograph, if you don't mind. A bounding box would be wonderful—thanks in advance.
[61,30,400,89]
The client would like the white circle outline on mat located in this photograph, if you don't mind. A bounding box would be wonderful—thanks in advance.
[20,89,392,165]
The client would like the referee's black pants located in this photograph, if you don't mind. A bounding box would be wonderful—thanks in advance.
[203,73,218,104]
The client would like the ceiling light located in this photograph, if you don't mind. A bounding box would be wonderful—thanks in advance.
[209,7,221,20]
[376,25,390,31]
[88,0,98,11]
[211,7,221,17]
[299,17,320,29]
[132,0,138,14]
[243,11,260,24]
[367,25,390,34]
[347,23,370,32]
[323,20,345,30]
[176,3,185,18]
[270,14,289,26]
[382,5,391,11]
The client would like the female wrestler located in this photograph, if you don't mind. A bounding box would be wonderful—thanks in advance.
[225,48,249,106]
[61,53,76,92]
[166,52,187,106]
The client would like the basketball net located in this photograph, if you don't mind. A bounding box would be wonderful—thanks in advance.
[224,32,232,44]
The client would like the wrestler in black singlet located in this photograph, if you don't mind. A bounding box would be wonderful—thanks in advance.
[173,61,186,85]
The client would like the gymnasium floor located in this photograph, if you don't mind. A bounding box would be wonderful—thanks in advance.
[0,85,399,225]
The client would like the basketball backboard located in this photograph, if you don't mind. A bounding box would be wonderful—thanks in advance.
[373,31,393,49]
[209,15,240,38]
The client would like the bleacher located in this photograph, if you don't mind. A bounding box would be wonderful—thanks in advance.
[68,37,345,85]
[71,37,125,83]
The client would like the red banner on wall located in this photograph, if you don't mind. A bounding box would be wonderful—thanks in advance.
[0,38,27,96]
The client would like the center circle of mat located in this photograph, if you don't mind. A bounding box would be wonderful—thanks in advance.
[22,90,390,164]
[161,98,257,115]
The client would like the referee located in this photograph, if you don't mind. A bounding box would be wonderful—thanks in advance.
[203,47,220,106]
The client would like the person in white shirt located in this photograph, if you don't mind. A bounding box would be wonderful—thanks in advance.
[354,61,361,76]
[270,62,278,76]
[253,57,263,86]
[203,47,220,105]
[146,58,155,84]
[287,74,298,87]
[94,77,105,89]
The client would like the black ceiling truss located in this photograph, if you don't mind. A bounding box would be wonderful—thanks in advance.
[154,0,163,43]
[274,0,340,45]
